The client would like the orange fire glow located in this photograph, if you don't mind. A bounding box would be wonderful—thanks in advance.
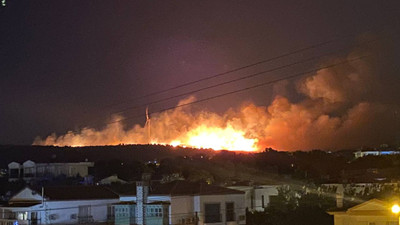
[34,53,388,151]
[169,124,258,151]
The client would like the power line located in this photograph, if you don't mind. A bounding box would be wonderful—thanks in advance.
[111,38,373,116]
[101,26,397,111]
[69,29,399,132]
[112,50,333,116]
[108,54,371,125]
[110,31,397,118]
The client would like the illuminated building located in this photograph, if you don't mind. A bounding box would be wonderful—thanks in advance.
[328,199,398,225]
[8,160,94,182]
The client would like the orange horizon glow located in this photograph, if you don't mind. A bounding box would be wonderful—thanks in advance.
[158,124,259,152]
[64,125,260,152]
[182,124,258,151]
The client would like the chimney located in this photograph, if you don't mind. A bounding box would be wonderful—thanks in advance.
[136,173,151,225]
[336,184,344,208]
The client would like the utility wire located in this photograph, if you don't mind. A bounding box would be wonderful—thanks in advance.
[113,50,332,116]
[111,34,382,116]
[108,54,371,125]
[72,29,399,131]
[110,30,398,118]
[102,26,397,111]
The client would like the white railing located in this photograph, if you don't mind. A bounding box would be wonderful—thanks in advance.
[177,216,196,225]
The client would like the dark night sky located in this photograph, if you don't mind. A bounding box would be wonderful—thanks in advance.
[1,0,400,146]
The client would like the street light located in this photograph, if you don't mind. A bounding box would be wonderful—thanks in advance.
[392,204,400,214]
[392,204,400,225]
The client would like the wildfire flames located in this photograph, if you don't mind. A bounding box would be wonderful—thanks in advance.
[171,125,258,151]
[33,51,398,151]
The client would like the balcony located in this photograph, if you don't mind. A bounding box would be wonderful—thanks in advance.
[177,216,196,225]
[204,213,222,223]
[226,212,235,222]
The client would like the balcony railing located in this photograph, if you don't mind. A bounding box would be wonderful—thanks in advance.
[204,214,222,223]
[177,216,196,225]
[226,212,236,222]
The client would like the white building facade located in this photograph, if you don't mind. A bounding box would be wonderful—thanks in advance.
[0,186,119,225]
[328,199,398,225]
[227,185,279,212]
[8,160,94,182]
[116,180,247,225]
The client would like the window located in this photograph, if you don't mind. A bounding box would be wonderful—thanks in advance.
[107,204,114,220]
[205,203,221,223]
[9,169,19,178]
[24,167,35,177]
[261,195,265,208]
[17,212,28,220]
[147,206,163,217]
[49,214,58,220]
[226,202,235,221]
[78,205,92,223]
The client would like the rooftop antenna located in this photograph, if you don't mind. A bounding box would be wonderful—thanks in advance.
[145,107,151,143]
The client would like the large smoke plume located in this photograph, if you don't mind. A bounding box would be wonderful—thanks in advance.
[34,48,399,151]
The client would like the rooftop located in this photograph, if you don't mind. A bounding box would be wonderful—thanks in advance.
[36,186,119,200]
[112,180,244,196]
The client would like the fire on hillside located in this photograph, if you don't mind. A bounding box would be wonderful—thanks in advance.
[33,52,397,152]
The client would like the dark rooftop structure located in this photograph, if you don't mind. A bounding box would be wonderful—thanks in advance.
[112,180,244,196]
[36,186,119,200]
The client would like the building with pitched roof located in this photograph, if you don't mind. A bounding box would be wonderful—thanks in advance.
[0,186,119,225]
[226,185,279,212]
[8,160,94,182]
[113,180,246,225]
[328,199,399,225]
[0,179,246,225]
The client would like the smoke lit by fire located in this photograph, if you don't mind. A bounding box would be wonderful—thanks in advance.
[33,51,398,151]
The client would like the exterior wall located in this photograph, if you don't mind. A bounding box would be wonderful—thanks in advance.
[0,199,119,225]
[354,150,400,159]
[253,186,278,211]
[115,204,135,225]
[120,194,246,225]
[170,196,194,225]
[35,162,93,177]
[8,161,94,182]
[42,199,118,224]
[145,205,169,225]
[196,194,246,225]
[333,214,397,225]
[8,162,21,181]
[227,185,279,211]
[330,199,399,225]
[118,196,171,225]
[114,204,168,225]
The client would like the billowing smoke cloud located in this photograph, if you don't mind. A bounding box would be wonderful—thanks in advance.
[34,50,399,151]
